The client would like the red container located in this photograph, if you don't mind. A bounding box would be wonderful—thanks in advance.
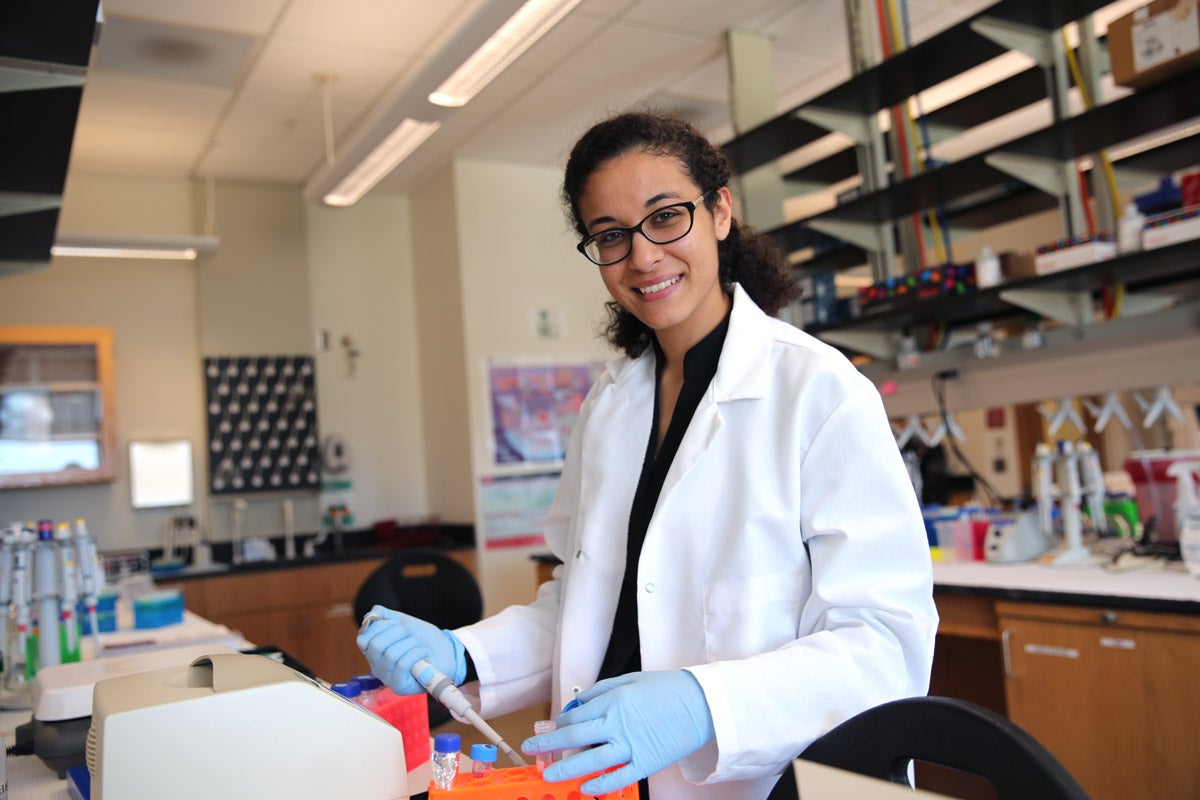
[1123,450,1200,542]
[373,689,431,771]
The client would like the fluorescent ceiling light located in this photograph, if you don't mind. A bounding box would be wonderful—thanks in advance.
[428,0,582,107]
[51,233,219,261]
[322,119,442,207]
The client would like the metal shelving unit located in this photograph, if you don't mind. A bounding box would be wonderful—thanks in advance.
[0,0,100,273]
[723,0,1200,368]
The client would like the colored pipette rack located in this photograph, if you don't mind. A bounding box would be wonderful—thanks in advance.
[426,764,640,799]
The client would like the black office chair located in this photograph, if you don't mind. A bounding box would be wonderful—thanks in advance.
[768,695,1088,800]
[353,547,484,726]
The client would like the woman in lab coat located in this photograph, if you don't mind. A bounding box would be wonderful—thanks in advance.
[359,111,938,800]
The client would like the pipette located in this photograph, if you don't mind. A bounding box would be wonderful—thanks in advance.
[359,613,527,766]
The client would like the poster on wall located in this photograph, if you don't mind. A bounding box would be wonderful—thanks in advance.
[478,471,561,549]
[488,361,604,465]
[203,355,321,495]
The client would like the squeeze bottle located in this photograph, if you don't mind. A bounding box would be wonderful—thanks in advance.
[1169,461,1200,575]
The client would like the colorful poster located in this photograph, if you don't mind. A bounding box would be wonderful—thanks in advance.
[488,361,603,464]
[478,471,562,549]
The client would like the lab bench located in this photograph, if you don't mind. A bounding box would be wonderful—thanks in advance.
[157,545,476,683]
[930,561,1200,800]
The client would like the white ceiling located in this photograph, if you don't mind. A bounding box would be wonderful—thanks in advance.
[70,0,998,199]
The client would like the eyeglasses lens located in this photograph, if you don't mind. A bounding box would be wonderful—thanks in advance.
[582,202,697,266]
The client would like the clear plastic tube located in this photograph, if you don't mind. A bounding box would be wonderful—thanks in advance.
[533,719,558,772]
[470,743,497,779]
[432,732,460,789]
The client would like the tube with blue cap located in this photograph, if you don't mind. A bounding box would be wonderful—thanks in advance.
[359,612,527,766]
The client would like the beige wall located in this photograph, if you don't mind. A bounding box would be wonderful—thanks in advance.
[451,159,613,614]
[0,174,434,553]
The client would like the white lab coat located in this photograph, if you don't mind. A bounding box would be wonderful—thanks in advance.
[455,284,938,800]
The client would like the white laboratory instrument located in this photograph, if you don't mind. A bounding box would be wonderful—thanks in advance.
[88,652,407,800]
[1051,441,1092,565]
[985,511,1053,563]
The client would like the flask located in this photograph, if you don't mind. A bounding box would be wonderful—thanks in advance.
[1117,203,1145,253]
[352,673,383,709]
[533,719,558,771]
[432,733,461,789]
[470,743,497,779]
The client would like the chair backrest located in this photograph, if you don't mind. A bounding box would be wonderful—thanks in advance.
[787,696,1088,800]
[353,547,483,633]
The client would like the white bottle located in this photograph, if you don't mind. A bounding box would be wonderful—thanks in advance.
[974,245,1001,288]
[1118,203,1145,254]
[1168,461,1200,575]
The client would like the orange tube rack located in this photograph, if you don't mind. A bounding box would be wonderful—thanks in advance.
[426,764,640,799]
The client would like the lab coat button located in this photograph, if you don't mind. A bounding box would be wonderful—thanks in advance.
[644,582,655,593]
[575,550,582,559]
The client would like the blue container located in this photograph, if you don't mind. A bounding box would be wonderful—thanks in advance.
[133,590,185,629]
[78,589,119,634]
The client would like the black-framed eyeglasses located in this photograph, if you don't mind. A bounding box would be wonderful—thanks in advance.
[576,192,710,266]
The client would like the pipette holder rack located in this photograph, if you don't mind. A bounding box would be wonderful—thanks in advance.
[427,765,640,799]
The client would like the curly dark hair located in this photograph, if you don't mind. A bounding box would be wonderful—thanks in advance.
[563,111,798,358]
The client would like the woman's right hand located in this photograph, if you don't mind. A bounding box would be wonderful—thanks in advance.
[356,605,467,695]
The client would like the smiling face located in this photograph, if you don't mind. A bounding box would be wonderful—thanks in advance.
[578,149,733,357]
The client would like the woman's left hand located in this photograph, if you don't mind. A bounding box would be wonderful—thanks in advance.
[521,670,716,794]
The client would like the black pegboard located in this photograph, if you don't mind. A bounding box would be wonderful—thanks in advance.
[203,355,320,494]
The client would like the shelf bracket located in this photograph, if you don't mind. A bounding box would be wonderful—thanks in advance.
[0,192,63,218]
[796,106,873,145]
[806,217,889,254]
[1118,292,1175,318]
[814,329,895,360]
[999,288,1092,326]
[984,152,1067,196]
[969,18,1053,66]
[0,57,87,93]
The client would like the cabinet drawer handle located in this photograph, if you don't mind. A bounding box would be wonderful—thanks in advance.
[1001,628,1019,679]
[1101,611,1118,625]
[325,602,353,619]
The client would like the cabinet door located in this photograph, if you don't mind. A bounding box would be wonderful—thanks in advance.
[302,600,367,683]
[999,615,1199,800]
[218,607,305,662]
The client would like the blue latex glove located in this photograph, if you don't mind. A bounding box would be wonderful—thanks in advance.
[356,605,467,696]
[521,670,716,794]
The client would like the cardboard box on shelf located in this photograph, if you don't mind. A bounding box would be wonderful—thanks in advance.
[1000,251,1037,281]
[1109,0,1200,89]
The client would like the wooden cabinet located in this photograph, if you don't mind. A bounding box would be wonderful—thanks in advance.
[996,601,1200,800]
[163,557,385,682]
[0,326,118,488]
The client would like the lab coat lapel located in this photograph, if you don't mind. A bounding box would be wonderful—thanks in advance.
[657,285,772,498]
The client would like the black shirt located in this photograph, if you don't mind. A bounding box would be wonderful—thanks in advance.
[597,308,732,680]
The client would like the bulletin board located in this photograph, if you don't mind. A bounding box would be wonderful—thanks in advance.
[487,360,603,465]
[203,355,321,494]
[477,471,561,549]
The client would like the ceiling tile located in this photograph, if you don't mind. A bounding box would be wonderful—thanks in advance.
[275,0,482,58]
[623,0,797,37]
[67,123,212,178]
[241,36,407,104]
[203,140,323,183]
[78,73,230,133]
[94,15,258,88]
[220,89,370,147]
[103,0,288,35]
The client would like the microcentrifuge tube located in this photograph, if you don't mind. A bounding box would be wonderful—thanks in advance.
[533,719,559,771]
[470,743,497,779]
[432,733,461,789]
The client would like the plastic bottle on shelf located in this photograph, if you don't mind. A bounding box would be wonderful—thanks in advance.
[470,743,497,779]
[1167,461,1200,575]
[1118,203,1146,253]
[431,733,461,789]
[974,245,1001,288]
